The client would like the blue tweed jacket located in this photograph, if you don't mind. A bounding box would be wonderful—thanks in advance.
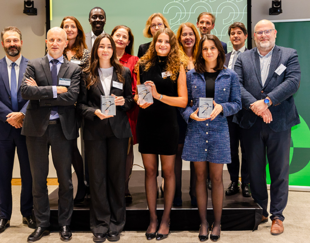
[180,68,241,163]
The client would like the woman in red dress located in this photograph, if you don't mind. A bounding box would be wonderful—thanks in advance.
[111,25,139,204]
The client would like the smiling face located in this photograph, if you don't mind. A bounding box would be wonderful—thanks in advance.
[197,14,214,35]
[150,16,165,37]
[202,39,219,66]
[45,28,68,59]
[112,28,130,51]
[230,27,247,50]
[254,20,277,53]
[89,8,106,35]
[97,37,113,61]
[155,33,171,57]
[63,18,78,41]
[180,25,196,50]
[1,30,22,58]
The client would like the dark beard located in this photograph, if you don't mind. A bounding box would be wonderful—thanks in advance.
[5,45,21,57]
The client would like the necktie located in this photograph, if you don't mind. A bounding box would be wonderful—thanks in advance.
[51,59,59,115]
[231,50,240,70]
[11,62,18,111]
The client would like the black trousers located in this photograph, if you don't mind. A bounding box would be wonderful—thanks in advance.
[227,116,249,184]
[0,128,33,220]
[85,125,128,235]
[241,118,290,221]
[26,123,73,227]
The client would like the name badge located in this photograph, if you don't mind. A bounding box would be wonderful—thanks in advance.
[59,78,71,86]
[112,81,123,90]
[161,71,172,78]
[275,64,286,76]
[70,60,81,65]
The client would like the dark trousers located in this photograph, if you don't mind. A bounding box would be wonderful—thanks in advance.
[85,125,128,235]
[227,117,249,183]
[242,118,290,221]
[0,128,33,220]
[26,123,73,227]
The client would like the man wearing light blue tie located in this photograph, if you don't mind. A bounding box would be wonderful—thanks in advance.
[0,26,35,233]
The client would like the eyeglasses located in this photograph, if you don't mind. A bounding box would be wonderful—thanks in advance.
[150,23,163,29]
[255,29,274,36]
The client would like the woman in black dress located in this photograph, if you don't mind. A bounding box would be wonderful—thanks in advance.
[137,13,170,58]
[135,28,187,240]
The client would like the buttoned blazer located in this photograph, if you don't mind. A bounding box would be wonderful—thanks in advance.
[0,56,29,140]
[233,45,301,132]
[77,67,133,140]
[181,68,241,162]
[21,56,81,140]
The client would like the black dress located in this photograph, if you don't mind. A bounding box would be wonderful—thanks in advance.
[137,57,179,155]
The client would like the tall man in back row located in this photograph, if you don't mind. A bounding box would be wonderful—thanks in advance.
[21,27,81,242]
[234,19,301,235]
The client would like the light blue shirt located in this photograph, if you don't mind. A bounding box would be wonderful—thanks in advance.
[257,46,274,86]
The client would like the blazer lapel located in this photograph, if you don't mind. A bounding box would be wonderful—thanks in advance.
[18,56,28,90]
[263,46,281,88]
[58,59,69,84]
[253,49,263,88]
[0,58,10,95]
[41,56,53,85]
[224,52,231,67]
[96,76,105,96]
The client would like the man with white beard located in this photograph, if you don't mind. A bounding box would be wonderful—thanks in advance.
[233,19,301,235]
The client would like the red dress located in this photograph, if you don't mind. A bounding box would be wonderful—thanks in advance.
[119,53,139,144]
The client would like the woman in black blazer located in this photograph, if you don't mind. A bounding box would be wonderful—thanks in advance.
[77,33,133,242]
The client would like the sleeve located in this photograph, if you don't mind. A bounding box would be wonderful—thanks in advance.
[179,71,195,123]
[0,101,13,122]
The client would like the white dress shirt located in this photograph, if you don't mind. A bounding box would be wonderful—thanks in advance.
[257,47,274,86]
[5,55,22,90]
[228,45,246,69]
[91,30,105,47]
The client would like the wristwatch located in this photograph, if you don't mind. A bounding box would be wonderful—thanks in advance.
[264,98,271,107]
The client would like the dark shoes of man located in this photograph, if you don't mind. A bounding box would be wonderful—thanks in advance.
[60,225,72,241]
[27,227,50,242]
[0,218,10,233]
[107,231,120,242]
[93,233,107,242]
[225,181,239,196]
[241,183,252,197]
[23,215,36,229]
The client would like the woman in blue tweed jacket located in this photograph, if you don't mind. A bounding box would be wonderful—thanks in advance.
[181,34,241,241]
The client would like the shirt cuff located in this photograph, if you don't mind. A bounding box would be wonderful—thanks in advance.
[52,86,57,98]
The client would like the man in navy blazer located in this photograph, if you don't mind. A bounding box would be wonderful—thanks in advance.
[224,22,251,198]
[0,26,35,233]
[196,12,227,53]
[234,19,301,235]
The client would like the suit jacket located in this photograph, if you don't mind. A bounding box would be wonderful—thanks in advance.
[21,56,81,140]
[233,45,301,132]
[221,41,227,54]
[0,56,29,140]
[85,31,105,52]
[137,42,151,58]
[224,48,248,67]
[78,67,133,140]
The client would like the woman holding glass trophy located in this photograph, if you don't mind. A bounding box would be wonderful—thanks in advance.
[77,33,133,242]
[180,34,241,242]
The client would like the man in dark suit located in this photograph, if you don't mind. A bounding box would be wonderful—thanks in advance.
[0,26,35,233]
[196,12,227,53]
[21,27,81,242]
[85,7,106,51]
[224,22,251,197]
[234,19,301,235]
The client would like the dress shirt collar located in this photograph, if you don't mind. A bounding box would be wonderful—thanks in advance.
[47,53,64,64]
[232,45,246,54]
[5,55,22,67]
[257,46,274,58]
[91,30,105,39]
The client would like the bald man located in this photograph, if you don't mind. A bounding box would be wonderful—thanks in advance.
[234,19,300,235]
[21,27,81,242]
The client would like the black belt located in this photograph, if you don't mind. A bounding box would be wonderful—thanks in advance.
[49,119,60,125]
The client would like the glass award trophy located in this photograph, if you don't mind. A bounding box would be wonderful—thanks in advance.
[101,96,116,116]
[137,84,153,105]
[199,98,213,118]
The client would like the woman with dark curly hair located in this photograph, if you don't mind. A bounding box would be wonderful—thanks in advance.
[134,28,187,240]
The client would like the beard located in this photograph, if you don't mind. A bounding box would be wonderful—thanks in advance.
[255,39,275,51]
[4,45,21,57]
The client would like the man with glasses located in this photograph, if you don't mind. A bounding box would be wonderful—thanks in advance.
[234,19,301,235]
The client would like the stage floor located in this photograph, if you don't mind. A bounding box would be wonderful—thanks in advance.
[49,170,262,231]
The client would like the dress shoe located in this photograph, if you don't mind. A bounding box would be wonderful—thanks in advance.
[173,197,182,207]
[207,180,212,190]
[145,232,156,240]
[93,233,107,242]
[271,218,284,235]
[156,232,169,241]
[210,223,221,242]
[225,181,239,196]
[23,215,36,229]
[60,225,72,241]
[242,183,252,197]
[260,215,268,224]
[27,227,50,242]
[107,231,120,242]
[198,224,209,242]
[125,193,133,205]
[0,218,10,233]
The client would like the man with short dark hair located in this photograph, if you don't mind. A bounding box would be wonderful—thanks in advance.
[196,12,227,53]
[224,22,251,197]
[85,7,106,51]
[0,26,35,234]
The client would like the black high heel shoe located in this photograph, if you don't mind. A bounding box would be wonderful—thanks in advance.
[155,223,170,241]
[198,224,209,242]
[210,223,221,242]
[145,221,158,240]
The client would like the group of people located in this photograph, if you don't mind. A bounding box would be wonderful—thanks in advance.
[0,5,301,243]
